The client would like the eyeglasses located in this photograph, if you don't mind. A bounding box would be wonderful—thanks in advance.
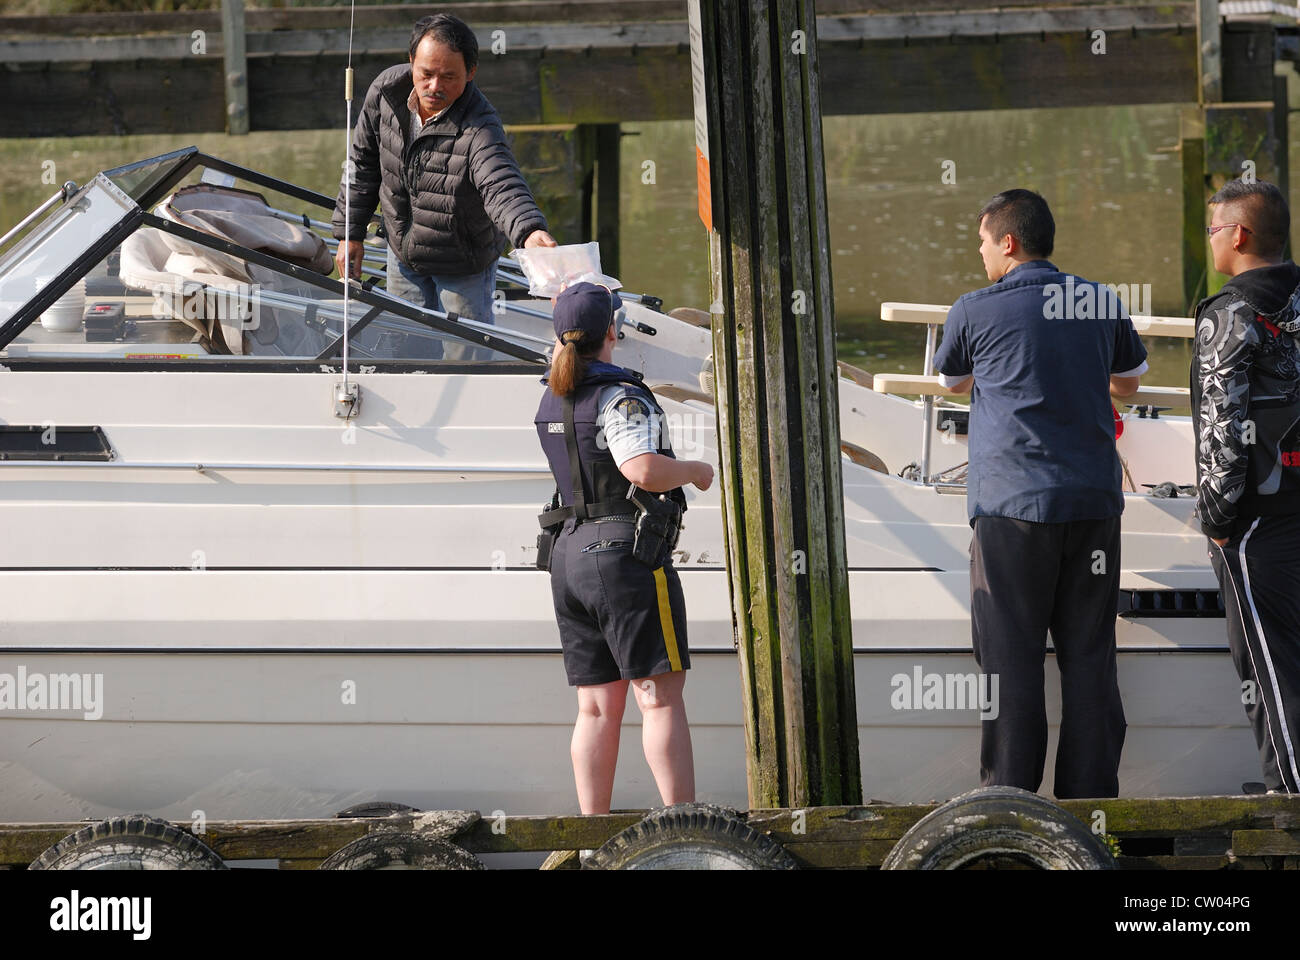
[1206,223,1251,237]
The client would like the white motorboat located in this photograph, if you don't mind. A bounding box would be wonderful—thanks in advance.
[0,148,1252,825]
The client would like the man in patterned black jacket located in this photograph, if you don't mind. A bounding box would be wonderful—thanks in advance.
[332,14,556,359]
[1193,178,1300,793]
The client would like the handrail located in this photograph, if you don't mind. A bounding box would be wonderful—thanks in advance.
[871,373,966,397]
[873,373,1190,408]
[836,360,874,389]
[0,459,552,473]
[880,301,1195,338]
[0,181,78,250]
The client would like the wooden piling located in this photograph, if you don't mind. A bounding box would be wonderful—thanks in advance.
[573,123,623,276]
[691,0,860,809]
[1196,0,1222,105]
[1275,72,1291,259]
[593,123,622,279]
[1180,127,1207,312]
[1188,10,1290,302]
[221,0,250,136]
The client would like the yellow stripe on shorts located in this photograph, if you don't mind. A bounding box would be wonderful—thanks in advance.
[653,566,683,671]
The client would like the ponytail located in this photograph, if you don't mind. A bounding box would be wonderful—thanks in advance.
[549,329,601,396]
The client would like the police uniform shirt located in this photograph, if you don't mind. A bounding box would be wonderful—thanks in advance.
[932,259,1148,525]
[596,384,662,465]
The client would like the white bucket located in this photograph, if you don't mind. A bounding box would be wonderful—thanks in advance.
[40,278,86,332]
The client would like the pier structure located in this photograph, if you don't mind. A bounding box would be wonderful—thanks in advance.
[4,795,1300,868]
[2,1,1295,295]
[2,0,1300,869]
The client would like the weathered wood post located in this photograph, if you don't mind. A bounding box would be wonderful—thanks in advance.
[573,123,622,277]
[1192,3,1287,298]
[689,0,860,808]
[1197,0,1223,105]
[593,123,621,279]
[221,0,250,136]
[1181,0,1221,309]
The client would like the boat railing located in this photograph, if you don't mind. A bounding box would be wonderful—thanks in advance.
[874,301,1194,484]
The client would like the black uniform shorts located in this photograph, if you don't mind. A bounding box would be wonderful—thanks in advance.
[549,517,691,686]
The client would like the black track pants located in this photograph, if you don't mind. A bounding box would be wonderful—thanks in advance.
[969,514,1127,799]
[1210,514,1300,794]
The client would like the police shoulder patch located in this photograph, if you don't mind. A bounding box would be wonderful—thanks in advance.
[547,422,564,433]
[614,396,651,420]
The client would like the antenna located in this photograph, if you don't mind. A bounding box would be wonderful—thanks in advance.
[342,0,355,390]
[334,0,361,422]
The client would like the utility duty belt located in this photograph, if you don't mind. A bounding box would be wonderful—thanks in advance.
[535,386,684,571]
[535,486,683,571]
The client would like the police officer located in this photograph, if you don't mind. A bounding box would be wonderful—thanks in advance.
[534,282,714,816]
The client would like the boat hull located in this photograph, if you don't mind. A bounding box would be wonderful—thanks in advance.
[0,646,1256,821]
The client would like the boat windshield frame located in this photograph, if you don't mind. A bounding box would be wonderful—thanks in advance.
[0,148,550,371]
[102,148,199,206]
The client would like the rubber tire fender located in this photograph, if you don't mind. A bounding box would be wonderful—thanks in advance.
[587,802,799,870]
[334,801,419,819]
[881,786,1116,870]
[319,832,484,870]
[29,814,227,870]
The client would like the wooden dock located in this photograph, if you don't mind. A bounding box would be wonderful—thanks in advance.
[3,796,1298,869]
[2,0,1292,304]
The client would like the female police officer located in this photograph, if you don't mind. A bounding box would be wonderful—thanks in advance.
[534,281,714,815]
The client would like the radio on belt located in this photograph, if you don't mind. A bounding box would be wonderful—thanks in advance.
[83,302,126,342]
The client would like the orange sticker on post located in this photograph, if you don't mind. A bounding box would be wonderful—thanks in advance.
[696,146,712,232]
[688,0,712,233]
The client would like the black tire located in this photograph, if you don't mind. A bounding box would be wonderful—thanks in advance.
[319,832,484,870]
[334,801,420,819]
[587,802,799,870]
[882,786,1116,870]
[29,815,227,871]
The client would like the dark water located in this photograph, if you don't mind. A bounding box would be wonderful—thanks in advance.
[3,103,1272,390]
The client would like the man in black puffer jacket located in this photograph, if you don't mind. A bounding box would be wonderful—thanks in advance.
[332,14,556,359]
[1193,178,1300,794]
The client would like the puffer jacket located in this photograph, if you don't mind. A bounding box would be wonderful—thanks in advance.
[332,65,548,276]
[1191,260,1300,538]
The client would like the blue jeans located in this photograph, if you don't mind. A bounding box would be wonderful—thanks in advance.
[385,244,496,361]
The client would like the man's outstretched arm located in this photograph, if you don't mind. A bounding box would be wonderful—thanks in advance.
[469,119,554,248]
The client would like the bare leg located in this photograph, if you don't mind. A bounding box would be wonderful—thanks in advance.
[572,679,629,814]
[631,671,695,804]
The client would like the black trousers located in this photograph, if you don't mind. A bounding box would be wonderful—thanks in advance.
[969,514,1126,798]
[1210,514,1300,793]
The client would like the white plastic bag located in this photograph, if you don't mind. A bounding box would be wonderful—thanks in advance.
[510,242,621,297]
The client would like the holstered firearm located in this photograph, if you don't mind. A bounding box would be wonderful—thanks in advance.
[536,488,563,571]
[626,483,683,568]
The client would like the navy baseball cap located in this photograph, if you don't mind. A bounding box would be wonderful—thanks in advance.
[552,281,623,341]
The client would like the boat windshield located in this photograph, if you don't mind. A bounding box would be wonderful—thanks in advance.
[0,177,136,329]
[103,148,196,203]
[0,152,548,365]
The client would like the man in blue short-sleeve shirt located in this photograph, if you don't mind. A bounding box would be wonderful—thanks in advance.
[931,188,1148,799]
